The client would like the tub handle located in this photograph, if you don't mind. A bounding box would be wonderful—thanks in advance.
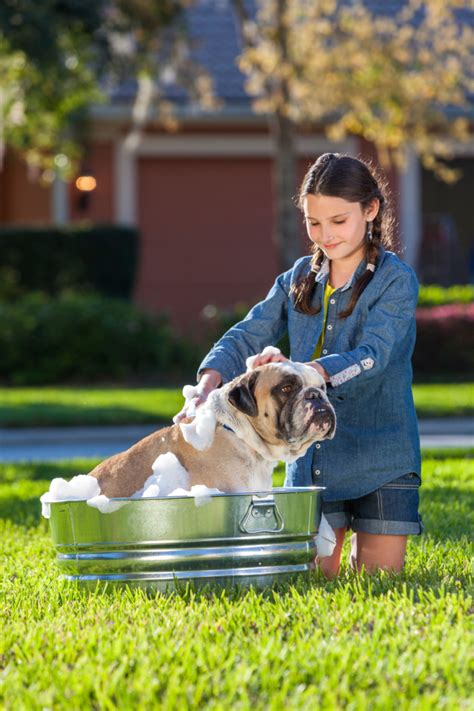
[239,497,284,534]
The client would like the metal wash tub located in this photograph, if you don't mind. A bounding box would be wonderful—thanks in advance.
[48,487,323,592]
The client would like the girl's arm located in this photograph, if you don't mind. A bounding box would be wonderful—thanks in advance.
[314,267,419,395]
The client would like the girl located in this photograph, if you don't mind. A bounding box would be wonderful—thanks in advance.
[176,153,422,578]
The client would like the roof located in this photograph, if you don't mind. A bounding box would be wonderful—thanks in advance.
[107,0,473,118]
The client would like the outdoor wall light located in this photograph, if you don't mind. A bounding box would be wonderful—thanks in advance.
[75,175,97,192]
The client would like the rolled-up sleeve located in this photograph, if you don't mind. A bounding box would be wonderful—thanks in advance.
[316,268,418,394]
[197,273,290,383]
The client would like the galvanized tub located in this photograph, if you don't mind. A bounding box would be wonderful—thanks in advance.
[48,486,323,592]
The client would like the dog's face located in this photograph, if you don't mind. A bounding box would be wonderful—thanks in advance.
[224,362,336,462]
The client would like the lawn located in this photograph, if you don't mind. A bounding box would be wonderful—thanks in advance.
[1,454,472,709]
[0,382,473,427]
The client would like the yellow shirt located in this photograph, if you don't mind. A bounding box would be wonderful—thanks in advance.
[312,282,337,359]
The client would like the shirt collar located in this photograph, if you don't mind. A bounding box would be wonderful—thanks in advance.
[314,246,385,291]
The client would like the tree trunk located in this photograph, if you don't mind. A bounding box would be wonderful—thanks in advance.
[232,0,302,272]
[272,0,301,271]
[271,109,301,271]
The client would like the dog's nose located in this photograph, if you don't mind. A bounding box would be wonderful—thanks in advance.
[304,388,325,401]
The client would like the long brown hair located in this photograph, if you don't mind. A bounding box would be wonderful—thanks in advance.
[291,153,396,317]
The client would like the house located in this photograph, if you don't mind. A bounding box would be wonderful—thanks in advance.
[0,0,472,331]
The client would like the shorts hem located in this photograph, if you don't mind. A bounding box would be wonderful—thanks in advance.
[352,518,423,536]
[322,511,351,530]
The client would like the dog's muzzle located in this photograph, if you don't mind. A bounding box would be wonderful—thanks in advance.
[303,388,336,438]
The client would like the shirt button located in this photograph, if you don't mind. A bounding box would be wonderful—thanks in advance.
[327,324,333,330]
[314,469,321,476]
[322,349,328,354]
[316,444,321,449]
[330,299,336,305]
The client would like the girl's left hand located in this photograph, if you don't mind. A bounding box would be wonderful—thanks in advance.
[249,351,289,369]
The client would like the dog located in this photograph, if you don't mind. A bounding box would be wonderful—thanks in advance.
[88,361,336,498]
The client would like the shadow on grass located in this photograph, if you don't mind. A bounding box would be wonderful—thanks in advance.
[0,402,173,428]
[0,460,102,485]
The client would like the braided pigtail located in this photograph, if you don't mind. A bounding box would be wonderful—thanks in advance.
[338,224,381,318]
[290,247,325,314]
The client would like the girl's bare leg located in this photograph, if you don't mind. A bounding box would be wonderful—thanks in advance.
[350,532,408,574]
[317,527,348,579]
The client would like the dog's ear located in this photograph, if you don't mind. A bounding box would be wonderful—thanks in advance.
[227,371,259,417]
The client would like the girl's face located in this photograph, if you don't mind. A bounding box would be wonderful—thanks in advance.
[302,194,379,263]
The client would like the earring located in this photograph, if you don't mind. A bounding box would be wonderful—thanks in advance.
[367,221,373,241]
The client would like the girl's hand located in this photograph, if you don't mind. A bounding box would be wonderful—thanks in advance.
[247,346,289,370]
[173,369,222,423]
[304,361,330,382]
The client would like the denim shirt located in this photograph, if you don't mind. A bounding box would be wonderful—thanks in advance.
[198,247,421,501]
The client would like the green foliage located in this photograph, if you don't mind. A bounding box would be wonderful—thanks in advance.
[0,1,214,175]
[418,284,474,307]
[0,2,103,175]
[0,455,472,708]
[0,293,175,385]
[0,224,138,300]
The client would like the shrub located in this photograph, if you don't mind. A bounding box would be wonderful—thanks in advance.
[0,293,176,384]
[418,284,474,307]
[201,302,290,356]
[414,303,474,375]
[0,224,138,300]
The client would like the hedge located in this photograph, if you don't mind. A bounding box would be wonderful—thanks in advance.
[0,294,177,385]
[418,284,474,307]
[0,224,138,299]
[0,293,472,385]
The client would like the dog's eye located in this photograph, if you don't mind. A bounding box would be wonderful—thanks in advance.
[281,384,293,393]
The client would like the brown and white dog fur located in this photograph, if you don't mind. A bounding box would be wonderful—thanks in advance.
[88,362,336,498]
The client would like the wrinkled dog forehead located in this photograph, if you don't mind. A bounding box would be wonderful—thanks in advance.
[264,361,326,389]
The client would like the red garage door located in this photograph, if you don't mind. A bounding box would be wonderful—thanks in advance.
[134,156,279,333]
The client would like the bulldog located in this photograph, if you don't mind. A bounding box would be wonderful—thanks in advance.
[88,361,336,498]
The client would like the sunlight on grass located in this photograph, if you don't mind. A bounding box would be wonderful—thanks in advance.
[1,455,472,708]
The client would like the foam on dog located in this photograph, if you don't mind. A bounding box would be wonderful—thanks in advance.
[179,405,217,451]
[246,345,282,371]
[314,514,337,557]
[39,453,221,514]
[40,474,100,518]
[139,452,190,497]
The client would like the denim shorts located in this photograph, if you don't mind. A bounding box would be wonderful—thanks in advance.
[322,473,423,535]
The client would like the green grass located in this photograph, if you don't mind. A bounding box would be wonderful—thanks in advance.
[0,382,473,427]
[1,455,472,709]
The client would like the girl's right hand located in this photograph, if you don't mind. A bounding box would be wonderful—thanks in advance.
[173,369,222,424]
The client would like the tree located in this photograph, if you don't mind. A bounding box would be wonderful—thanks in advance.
[0,1,105,176]
[232,0,474,270]
[0,0,216,179]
